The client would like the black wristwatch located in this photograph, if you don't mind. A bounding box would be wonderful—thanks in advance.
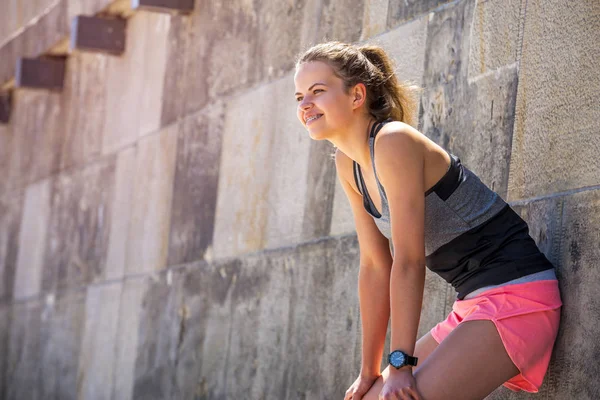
[388,350,418,369]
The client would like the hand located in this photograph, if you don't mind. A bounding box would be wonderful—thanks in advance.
[344,372,379,400]
[378,368,421,400]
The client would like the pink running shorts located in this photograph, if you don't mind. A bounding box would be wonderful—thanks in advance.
[430,279,562,392]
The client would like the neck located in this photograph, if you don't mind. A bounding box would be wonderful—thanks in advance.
[329,115,377,170]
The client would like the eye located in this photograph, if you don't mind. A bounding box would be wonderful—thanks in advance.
[295,96,303,102]
[313,89,324,94]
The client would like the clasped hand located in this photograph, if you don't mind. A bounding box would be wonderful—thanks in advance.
[378,368,422,400]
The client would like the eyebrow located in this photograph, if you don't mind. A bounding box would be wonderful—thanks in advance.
[294,82,327,96]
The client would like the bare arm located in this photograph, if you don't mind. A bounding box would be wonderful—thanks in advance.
[373,124,427,365]
[335,149,394,377]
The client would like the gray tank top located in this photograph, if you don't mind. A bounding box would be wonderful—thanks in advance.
[352,120,554,299]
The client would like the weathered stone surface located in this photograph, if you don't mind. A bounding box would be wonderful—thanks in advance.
[126,125,178,274]
[131,270,182,400]
[5,90,64,191]
[301,139,337,240]
[42,157,116,292]
[167,103,224,266]
[4,299,43,400]
[0,192,22,303]
[313,0,366,45]
[104,147,136,280]
[512,197,564,267]
[78,282,123,400]
[38,289,86,400]
[161,0,363,125]
[102,11,170,155]
[507,0,600,200]
[0,0,68,86]
[13,179,51,300]
[420,0,517,198]
[59,52,107,170]
[361,0,391,40]
[547,190,600,399]
[0,302,11,398]
[112,276,150,400]
[212,76,315,258]
[387,0,452,29]
[67,0,114,20]
[467,0,523,80]
[0,0,58,45]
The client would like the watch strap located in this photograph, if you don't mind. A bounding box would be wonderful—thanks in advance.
[405,354,418,366]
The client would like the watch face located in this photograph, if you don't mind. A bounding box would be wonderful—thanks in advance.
[390,351,406,368]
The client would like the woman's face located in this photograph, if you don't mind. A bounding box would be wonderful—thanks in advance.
[294,61,354,140]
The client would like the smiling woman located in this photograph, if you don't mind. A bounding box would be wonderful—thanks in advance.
[293,42,561,400]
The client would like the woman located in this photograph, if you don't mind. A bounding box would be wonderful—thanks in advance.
[293,42,562,400]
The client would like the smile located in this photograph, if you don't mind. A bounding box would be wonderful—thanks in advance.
[305,114,323,125]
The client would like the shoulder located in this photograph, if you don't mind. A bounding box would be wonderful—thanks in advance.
[373,121,424,167]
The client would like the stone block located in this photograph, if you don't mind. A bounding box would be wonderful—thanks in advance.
[102,11,170,155]
[318,0,366,43]
[16,57,67,91]
[59,52,108,170]
[507,0,600,200]
[0,0,68,86]
[162,0,357,124]
[0,302,11,398]
[131,270,182,399]
[546,189,600,399]
[105,147,136,280]
[467,0,523,80]
[0,191,23,303]
[361,0,391,40]
[38,289,86,400]
[13,179,51,300]
[167,103,224,266]
[132,0,195,13]
[0,91,11,124]
[78,282,123,400]
[66,0,115,20]
[70,16,126,55]
[212,77,315,258]
[4,299,43,400]
[126,125,178,274]
[0,0,58,46]
[372,15,429,86]
[387,0,451,29]
[5,90,64,190]
[42,158,116,292]
[420,0,517,198]
[111,276,150,400]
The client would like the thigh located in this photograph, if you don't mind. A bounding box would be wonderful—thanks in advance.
[361,332,439,400]
[414,319,519,400]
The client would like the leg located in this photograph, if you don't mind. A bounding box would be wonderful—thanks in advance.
[414,320,518,400]
[361,321,518,400]
[361,331,439,400]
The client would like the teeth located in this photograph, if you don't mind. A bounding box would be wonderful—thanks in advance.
[306,114,321,123]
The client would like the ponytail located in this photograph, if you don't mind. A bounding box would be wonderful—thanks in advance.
[357,45,421,128]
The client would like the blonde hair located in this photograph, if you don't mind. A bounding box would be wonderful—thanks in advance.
[296,41,421,128]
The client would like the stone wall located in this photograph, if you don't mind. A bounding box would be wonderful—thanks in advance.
[0,0,599,398]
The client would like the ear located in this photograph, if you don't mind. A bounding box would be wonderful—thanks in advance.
[351,83,367,110]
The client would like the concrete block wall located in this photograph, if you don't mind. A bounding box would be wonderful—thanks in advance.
[0,0,599,399]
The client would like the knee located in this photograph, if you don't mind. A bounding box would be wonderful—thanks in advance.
[360,375,384,400]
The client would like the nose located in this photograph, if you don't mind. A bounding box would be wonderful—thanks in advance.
[299,97,312,111]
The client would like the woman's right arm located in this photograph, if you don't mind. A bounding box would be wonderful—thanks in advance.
[335,149,394,379]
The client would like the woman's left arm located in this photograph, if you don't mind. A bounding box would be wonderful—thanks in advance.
[374,125,427,397]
